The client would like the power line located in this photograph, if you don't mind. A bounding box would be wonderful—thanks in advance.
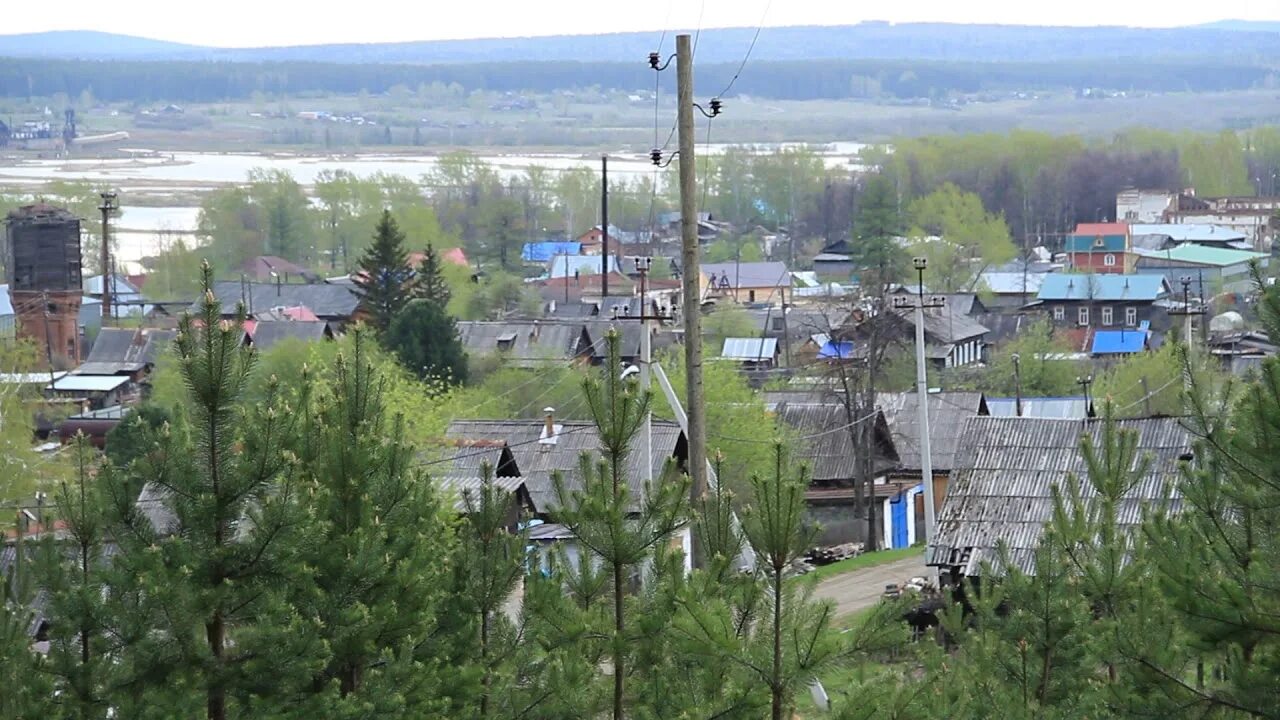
[708,407,880,445]
[718,0,773,98]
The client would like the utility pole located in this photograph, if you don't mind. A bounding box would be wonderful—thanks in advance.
[98,191,118,322]
[1012,353,1023,417]
[676,34,707,504]
[601,155,609,298]
[891,257,945,544]
[613,258,666,486]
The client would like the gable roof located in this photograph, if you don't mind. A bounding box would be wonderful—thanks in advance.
[928,416,1190,577]
[435,475,532,513]
[443,419,685,512]
[894,306,989,345]
[985,397,1090,419]
[251,320,332,351]
[1036,274,1168,302]
[1065,223,1129,253]
[522,242,582,263]
[79,327,175,375]
[772,403,899,482]
[580,320,646,360]
[1129,223,1247,244]
[456,321,588,366]
[876,392,988,473]
[701,262,791,291]
[205,281,360,319]
[238,256,316,282]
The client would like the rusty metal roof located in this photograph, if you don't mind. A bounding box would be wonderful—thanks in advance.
[927,415,1190,577]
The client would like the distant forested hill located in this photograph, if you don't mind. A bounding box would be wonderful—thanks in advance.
[2,22,1280,64]
[0,55,1271,104]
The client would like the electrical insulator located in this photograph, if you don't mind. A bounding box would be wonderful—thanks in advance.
[648,52,660,70]
[650,148,662,166]
[710,97,722,116]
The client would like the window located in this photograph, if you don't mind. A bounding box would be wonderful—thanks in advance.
[1103,253,1116,267]
[1101,306,1113,325]
[1053,306,1065,321]
[1093,236,1106,248]
[1125,307,1137,326]
[771,317,784,332]
[1078,307,1090,325]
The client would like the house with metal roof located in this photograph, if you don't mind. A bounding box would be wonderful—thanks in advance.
[978,271,1051,312]
[985,397,1090,419]
[887,306,990,368]
[1064,222,1134,274]
[1034,273,1171,332]
[1134,245,1270,296]
[876,391,990,516]
[1128,223,1249,250]
[250,320,334,352]
[1090,321,1151,357]
[928,416,1191,583]
[83,274,151,318]
[434,475,535,528]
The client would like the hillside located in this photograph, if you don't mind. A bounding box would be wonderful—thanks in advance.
[3,22,1280,65]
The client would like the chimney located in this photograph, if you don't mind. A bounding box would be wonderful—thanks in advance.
[540,407,558,447]
[531,320,541,342]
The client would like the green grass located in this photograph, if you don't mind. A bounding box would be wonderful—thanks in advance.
[805,546,923,582]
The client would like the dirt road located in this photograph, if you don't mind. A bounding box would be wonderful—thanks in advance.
[814,553,928,617]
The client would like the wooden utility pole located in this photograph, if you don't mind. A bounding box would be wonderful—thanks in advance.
[677,34,707,502]
[98,191,117,321]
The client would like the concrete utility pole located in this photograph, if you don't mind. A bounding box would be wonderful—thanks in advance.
[677,33,707,503]
[98,191,117,321]
[601,155,609,298]
[892,257,945,544]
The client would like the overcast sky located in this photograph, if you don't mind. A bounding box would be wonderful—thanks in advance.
[3,0,1279,47]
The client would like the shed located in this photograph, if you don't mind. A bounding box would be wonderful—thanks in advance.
[77,327,175,376]
[720,337,779,365]
[250,320,333,351]
[928,416,1190,580]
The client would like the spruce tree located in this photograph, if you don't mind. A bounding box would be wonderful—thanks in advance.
[101,262,323,720]
[385,298,469,384]
[414,243,452,307]
[293,331,453,713]
[550,329,690,720]
[352,209,412,332]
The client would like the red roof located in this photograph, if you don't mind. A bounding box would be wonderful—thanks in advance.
[407,248,469,268]
[1074,222,1129,236]
[539,272,636,291]
[280,305,319,322]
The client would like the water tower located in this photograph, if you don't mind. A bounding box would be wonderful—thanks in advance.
[4,203,84,365]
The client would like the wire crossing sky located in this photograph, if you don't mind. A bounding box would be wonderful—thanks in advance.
[1,0,1278,48]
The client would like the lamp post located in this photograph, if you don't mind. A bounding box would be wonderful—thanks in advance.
[891,256,946,544]
[1077,374,1095,417]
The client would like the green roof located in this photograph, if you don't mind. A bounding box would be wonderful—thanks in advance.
[1135,245,1269,267]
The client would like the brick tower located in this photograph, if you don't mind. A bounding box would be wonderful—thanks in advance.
[4,203,84,366]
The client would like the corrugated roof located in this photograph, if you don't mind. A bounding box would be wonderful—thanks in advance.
[457,321,588,366]
[80,328,175,374]
[1036,274,1168,302]
[581,321,646,359]
[1090,324,1149,355]
[204,281,360,319]
[720,337,778,360]
[443,419,684,512]
[522,242,582,263]
[894,306,989,344]
[876,392,987,473]
[928,416,1190,577]
[435,475,528,513]
[772,403,898,482]
[0,372,66,384]
[251,320,331,351]
[546,254,620,279]
[1133,244,1269,267]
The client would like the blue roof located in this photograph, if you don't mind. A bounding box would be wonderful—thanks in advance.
[817,341,856,360]
[1036,274,1167,302]
[522,242,582,263]
[1065,234,1127,252]
[1091,322,1150,355]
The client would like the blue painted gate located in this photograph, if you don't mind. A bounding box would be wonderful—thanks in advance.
[889,494,909,549]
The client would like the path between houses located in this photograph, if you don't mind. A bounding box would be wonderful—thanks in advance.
[814,552,928,618]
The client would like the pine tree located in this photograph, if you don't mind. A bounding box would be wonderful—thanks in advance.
[101,262,323,720]
[40,434,111,720]
[550,329,690,720]
[849,174,906,285]
[294,331,452,712]
[353,209,412,332]
[414,243,452,307]
[385,298,469,384]
[450,462,529,719]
